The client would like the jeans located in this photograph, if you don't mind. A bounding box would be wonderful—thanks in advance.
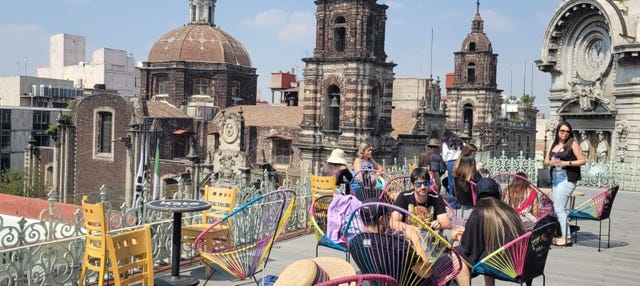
[447,160,456,196]
[552,168,576,239]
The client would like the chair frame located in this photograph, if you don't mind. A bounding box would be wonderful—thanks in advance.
[344,202,460,286]
[471,222,557,286]
[351,169,384,202]
[568,186,619,251]
[310,195,350,261]
[194,189,296,284]
[379,175,411,204]
[310,173,338,200]
[315,273,399,286]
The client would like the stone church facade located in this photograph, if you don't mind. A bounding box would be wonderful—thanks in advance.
[538,0,639,161]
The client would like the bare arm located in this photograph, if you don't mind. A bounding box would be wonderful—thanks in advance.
[353,159,362,172]
[432,213,451,230]
[543,144,553,167]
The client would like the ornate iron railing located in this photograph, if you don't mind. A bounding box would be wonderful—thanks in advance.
[0,156,637,285]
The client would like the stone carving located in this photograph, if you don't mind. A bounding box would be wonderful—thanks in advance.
[596,131,609,163]
[615,120,630,162]
[563,76,609,112]
[430,78,441,111]
[580,131,590,160]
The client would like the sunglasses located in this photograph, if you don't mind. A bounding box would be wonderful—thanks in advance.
[558,129,571,134]
[414,181,432,188]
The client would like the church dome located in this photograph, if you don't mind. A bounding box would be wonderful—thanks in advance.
[461,13,492,53]
[148,24,252,67]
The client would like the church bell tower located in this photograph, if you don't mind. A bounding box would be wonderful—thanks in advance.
[297,0,397,172]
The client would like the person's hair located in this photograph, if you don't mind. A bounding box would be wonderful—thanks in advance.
[453,153,477,182]
[320,162,342,177]
[359,198,385,227]
[356,142,372,159]
[442,130,463,150]
[552,121,575,152]
[410,167,430,184]
[460,144,477,157]
[417,150,434,169]
[502,172,530,210]
[477,197,526,252]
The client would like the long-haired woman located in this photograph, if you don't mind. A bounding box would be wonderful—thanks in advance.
[543,121,585,246]
[452,153,482,207]
[453,178,526,286]
[502,172,539,230]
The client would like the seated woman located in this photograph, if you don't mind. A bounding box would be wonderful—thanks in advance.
[321,148,353,194]
[353,142,384,173]
[452,178,526,286]
[453,153,482,208]
[501,172,539,230]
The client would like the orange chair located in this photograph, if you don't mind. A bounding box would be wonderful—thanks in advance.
[107,224,154,286]
[78,196,111,286]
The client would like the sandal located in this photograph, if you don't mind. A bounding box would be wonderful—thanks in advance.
[553,238,573,247]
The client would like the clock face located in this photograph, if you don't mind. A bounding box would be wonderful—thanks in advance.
[587,39,608,69]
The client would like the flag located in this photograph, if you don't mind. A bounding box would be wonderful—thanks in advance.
[152,139,160,200]
[133,141,146,205]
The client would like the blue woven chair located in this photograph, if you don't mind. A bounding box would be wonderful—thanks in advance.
[310,195,350,261]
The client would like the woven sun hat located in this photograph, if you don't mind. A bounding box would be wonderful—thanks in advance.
[427,138,441,147]
[326,149,348,166]
[273,257,356,286]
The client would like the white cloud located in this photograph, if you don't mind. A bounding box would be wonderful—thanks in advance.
[481,9,516,33]
[244,9,287,28]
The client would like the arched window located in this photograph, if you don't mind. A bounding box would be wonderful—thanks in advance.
[334,17,346,52]
[466,63,476,83]
[325,85,341,131]
[193,78,208,95]
[463,104,473,135]
[469,42,476,52]
[366,17,376,51]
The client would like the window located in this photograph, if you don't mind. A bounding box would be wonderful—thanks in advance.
[96,112,112,153]
[173,134,188,158]
[231,81,240,98]
[193,78,208,95]
[157,76,169,94]
[334,16,346,52]
[467,63,476,83]
[463,104,473,135]
[0,131,9,153]
[0,153,9,171]
[0,110,11,130]
[366,17,375,51]
[32,111,50,131]
[469,42,476,51]
[273,139,291,165]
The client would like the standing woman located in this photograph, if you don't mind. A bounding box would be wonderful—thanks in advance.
[442,131,463,196]
[544,121,585,246]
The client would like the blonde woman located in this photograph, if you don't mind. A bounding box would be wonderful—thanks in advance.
[353,143,384,173]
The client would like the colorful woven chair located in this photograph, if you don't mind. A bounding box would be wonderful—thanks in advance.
[379,175,411,204]
[344,202,460,286]
[310,172,338,200]
[315,274,399,286]
[194,189,296,284]
[568,186,619,251]
[351,169,384,202]
[310,195,350,261]
[493,173,554,230]
[471,222,557,286]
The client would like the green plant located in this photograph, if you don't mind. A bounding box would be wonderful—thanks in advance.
[520,94,535,106]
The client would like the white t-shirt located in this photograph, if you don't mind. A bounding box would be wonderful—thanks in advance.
[442,142,462,162]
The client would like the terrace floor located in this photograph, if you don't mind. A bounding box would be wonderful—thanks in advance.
[157,186,640,286]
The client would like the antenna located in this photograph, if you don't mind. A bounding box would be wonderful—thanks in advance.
[530,63,534,97]
[509,69,513,97]
[429,27,434,79]
[523,61,526,96]
[476,0,480,14]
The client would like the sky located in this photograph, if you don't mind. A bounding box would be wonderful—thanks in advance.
[0,0,563,115]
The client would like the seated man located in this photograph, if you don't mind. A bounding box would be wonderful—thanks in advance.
[392,167,451,231]
[349,199,431,285]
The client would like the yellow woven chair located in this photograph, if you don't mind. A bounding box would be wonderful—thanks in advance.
[78,196,112,286]
[106,224,154,286]
[310,172,337,200]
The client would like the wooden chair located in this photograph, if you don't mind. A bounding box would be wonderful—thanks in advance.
[106,224,154,286]
[194,189,296,283]
[78,195,112,286]
[182,186,237,250]
[310,172,338,200]
[471,222,557,286]
[568,186,619,251]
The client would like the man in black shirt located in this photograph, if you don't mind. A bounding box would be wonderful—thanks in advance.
[392,167,450,231]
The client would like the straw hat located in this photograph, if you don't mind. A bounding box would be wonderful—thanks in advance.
[427,138,441,147]
[274,257,356,286]
[326,149,348,166]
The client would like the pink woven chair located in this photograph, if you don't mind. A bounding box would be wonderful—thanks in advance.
[568,186,619,251]
[315,274,398,286]
[492,173,554,229]
[471,222,557,286]
[379,175,411,204]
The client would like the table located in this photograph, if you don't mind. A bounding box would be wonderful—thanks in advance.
[147,199,212,286]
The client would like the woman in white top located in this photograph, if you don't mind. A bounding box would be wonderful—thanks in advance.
[442,131,463,196]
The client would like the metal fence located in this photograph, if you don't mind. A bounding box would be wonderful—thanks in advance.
[0,155,637,285]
